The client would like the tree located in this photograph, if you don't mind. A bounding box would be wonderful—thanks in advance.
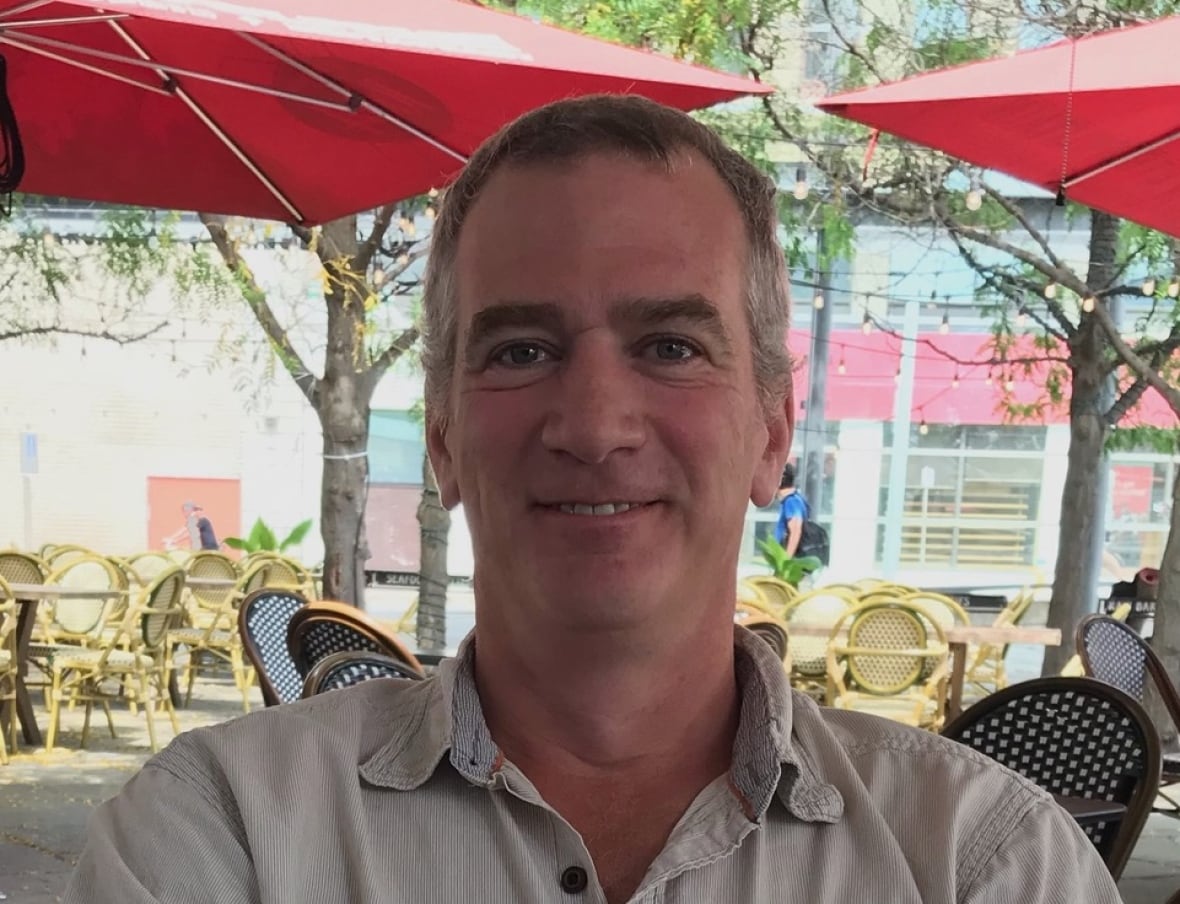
[514,0,1180,676]
[199,207,426,606]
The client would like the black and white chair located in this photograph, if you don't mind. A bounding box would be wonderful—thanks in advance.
[302,650,424,698]
[287,601,424,683]
[237,588,309,706]
[942,676,1160,880]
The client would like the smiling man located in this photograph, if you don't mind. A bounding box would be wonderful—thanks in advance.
[65,96,1121,904]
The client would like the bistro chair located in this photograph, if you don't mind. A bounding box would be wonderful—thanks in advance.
[742,576,797,616]
[32,554,124,648]
[962,587,1036,698]
[42,566,187,753]
[781,586,858,698]
[825,601,949,730]
[238,588,310,706]
[0,575,18,764]
[288,601,425,681]
[1078,613,1180,817]
[0,550,46,587]
[302,650,425,698]
[942,676,1160,880]
[124,551,177,586]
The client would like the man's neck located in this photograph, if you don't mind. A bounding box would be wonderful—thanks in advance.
[475,619,741,903]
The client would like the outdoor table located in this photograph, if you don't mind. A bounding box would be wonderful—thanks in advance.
[785,622,1061,723]
[6,582,128,747]
[1054,794,1127,828]
[185,576,237,592]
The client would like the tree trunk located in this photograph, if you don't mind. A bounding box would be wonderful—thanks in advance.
[317,216,372,607]
[416,451,450,651]
[1147,467,1180,748]
[1042,212,1119,675]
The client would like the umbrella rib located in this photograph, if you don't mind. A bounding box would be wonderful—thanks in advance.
[0,0,51,21]
[1064,127,1180,190]
[238,32,468,163]
[106,20,304,223]
[0,34,172,95]
[1,14,131,29]
[8,30,356,111]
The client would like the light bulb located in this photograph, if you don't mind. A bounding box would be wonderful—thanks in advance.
[812,292,825,310]
[1170,279,1180,298]
[894,366,902,385]
[838,359,846,375]
[1004,374,1015,392]
[1044,282,1058,299]
[372,268,385,286]
[985,369,994,386]
[919,419,929,436]
[397,252,410,266]
[428,187,439,199]
[398,216,413,232]
[793,166,808,201]
[1016,308,1028,329]
[965,183,982,211]
[939,313,950,335]
[861,314,872,335]
[952,370,960,389]
[425,206,436,221]
[1082,295,1096,313]
[1142,277,1157,296]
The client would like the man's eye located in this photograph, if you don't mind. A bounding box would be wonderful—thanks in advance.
[649,338,699,361]
[492,343,551,367]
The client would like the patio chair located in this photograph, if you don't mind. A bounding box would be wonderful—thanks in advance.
[302,650,425,698]
[124,551,177,586]
[169,558,269,712]
[1078,613,1180,817]
[0,576,18,764]
[42,566,187,753]
[825,601,950,730]
[736,579,773,617]
[288,601,425,680]
[942,676,1160,880]
[781,586,858,698]
[42,544,96,569]
[742,576,797,616]
[1060,603,1131,678]
[962,587,1036,698]
[0,550,46,586]
[238,588,310,706]
[32,554,124,648]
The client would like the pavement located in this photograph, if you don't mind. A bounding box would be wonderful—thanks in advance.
[2,592,1179,903]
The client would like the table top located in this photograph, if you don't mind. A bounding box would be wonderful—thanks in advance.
[9,582,129,600]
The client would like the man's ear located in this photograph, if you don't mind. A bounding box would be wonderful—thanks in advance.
[751,384,794,507]
[426,415,461,510]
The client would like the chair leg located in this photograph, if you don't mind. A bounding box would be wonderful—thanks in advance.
[184,650,199,707]
[45,670,62,751]
[231,648,251,713]
[140,674,158,753]
[80,700,93,749]
[101,700,117,739]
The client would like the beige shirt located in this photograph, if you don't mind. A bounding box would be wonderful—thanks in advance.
[66,629,1122,903]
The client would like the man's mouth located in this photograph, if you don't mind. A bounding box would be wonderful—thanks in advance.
[546,502,652,516]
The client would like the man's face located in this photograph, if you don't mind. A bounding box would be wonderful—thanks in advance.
[428,150,791,632]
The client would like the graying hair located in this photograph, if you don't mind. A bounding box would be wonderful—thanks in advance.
[420,94,791,422]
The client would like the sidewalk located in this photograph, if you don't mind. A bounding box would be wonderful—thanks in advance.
[3,665,1179,903]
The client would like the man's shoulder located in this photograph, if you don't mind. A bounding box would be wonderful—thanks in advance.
[150,677,437,787]
[794,693,1050,809]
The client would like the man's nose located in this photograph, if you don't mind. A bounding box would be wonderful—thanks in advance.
[540,337,645,464]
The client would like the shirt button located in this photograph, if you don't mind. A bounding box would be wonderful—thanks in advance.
[560,865,589,894]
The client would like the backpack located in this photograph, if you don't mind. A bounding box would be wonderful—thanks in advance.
[796,495,830,566]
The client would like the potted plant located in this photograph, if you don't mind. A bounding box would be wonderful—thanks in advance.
[756,536,822,589]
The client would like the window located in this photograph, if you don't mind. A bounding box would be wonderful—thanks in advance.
[369,411,425,485]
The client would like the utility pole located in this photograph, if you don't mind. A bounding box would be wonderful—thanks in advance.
[882,299,920,578]
[801,228,830,512]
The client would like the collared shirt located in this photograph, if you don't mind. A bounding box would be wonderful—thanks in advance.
[65,628,1122,903]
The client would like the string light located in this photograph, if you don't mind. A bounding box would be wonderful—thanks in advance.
[1016,307,1028,329]
[1004,372,1015,392]
[894,362,902,385]
[1142,277,1157,296]
[793,166,809,201]
[1044,282,1058,299]
[372,268,386,286]
[952,368,960,389]
[424,206,436,221]
[985,368,994,386]
[812,290,825,310]
[1082,295,1096,313]
[1170,278,1180,299]
[428,187,439,199]
[939,296,951,335]
[861,312,872,335]
[918,414,930,436]
[837,345,847,375]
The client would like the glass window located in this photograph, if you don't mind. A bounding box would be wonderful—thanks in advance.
[369,410,425,485]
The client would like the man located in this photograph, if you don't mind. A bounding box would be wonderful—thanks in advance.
[774,462,806,556]
[161,501,219,551]
[65,96,1120,903]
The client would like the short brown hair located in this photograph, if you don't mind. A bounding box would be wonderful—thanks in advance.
[420,94,791,423]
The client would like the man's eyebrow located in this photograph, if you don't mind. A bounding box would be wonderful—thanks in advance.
[611,295,734,354]
[463,302,565,364]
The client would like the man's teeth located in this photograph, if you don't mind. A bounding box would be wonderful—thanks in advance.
[557,503,638,515]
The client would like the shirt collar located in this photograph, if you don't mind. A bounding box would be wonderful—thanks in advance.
[359,626,843,824]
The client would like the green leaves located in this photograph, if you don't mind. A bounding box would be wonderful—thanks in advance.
[223,516,313,553]
[756,537,822,587]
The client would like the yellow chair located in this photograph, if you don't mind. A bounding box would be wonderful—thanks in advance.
[744,575,798,616]
[782,586,858,698]
[826,601,949,730]
[963,588,1037,696]
[0,576,18,764]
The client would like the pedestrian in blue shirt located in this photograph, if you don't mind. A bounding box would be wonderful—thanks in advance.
[774,463,808,556]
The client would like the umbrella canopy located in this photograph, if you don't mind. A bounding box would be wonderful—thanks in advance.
[817,17,1180,236]
[0,0,769,223]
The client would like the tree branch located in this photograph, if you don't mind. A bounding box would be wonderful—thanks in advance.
[353,203,398,275]
[1090,296,1180,414]
[199,212,320,405]
[362,325,420,396]
[0,322,167,343]
[1107,378,1152,426]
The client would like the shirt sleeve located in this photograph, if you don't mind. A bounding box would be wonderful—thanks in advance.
[64,760,258,904]
[959,796,1123,904]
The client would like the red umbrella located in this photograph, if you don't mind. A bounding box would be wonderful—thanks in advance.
[817,17,1180,236]
[0,0,769,223]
